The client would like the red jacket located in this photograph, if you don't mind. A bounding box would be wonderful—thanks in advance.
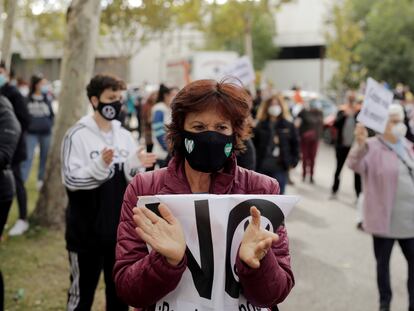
[114,155,294,310]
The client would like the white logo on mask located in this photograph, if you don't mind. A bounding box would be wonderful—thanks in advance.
[102,105,116,119]
[184,138,195,154]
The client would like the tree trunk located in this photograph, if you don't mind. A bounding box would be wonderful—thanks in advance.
[244,13,254,66]
[32,0,102,228]
[1,0,17,69]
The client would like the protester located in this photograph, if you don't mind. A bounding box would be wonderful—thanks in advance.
[293,86,304,105]
[393,83,405,101]
[16,78,29,97]
[151,84,178,168]
[20,74,54,190]
[0,61,30,237]
[61,74,156,311]
[347,104,414,311]
[254,94,299,194]
[296,101,323,183]
[142,91,157,153]
[330,90,362,199]
[402,94,414,143]
[237,89,256,171]
[114,80,294,310]
[0,94,21,311]
[252,88,262,119]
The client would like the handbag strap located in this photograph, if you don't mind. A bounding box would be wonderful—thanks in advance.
[378,137,414,182]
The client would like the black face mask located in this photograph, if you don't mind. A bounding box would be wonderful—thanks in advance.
[96,100,122,121]
[182,130,234,173]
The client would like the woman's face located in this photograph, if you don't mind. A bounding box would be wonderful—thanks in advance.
[37,79,47,92]
[384,115,401,136]
[270,98,281,108]
[184,108,233,136]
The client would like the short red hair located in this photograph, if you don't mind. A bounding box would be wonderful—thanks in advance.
[167,79,251,155]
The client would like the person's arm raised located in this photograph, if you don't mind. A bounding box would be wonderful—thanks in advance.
[347,123,369,175]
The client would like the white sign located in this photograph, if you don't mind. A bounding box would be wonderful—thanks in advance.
[137,194,299,311]
[217,56,256,87]
[357,77,394,133]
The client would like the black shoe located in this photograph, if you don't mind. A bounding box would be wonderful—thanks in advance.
[310,176,315,184]
[379,306,390,311]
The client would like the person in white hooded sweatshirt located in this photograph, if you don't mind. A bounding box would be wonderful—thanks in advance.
[61,74,156,311]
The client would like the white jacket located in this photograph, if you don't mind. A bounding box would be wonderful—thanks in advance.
[61,115,143,191]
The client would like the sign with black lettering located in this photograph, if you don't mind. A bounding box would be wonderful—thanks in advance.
[357,77,394,133]
[137,194,298,311]
[217,56,256,87]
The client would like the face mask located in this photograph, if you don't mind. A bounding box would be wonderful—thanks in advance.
[41,85,49,94]
[0,74,7,88]
[96,100,122,121]
[268,105,282,117]
[391,122,407,140]
[19,86,29,97]
[182,130,234,173]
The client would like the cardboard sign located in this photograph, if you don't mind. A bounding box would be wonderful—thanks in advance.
[137,194,298,311]
[217,56,256,87]
[357,77,394,133]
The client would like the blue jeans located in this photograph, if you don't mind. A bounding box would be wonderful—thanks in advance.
[21,133,51,182]
[273,170,287,194]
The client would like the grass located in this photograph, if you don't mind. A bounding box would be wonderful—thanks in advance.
[1,156,106,311]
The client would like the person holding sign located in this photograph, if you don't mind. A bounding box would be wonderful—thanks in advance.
[114,80,294,311]
[347,104,414,311]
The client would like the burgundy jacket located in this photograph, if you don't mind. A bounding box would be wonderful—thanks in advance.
[114,155,294,310]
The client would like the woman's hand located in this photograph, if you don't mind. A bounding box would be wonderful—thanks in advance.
[137,148,157,168]
[133,204,186,266]
[239,206,279,269]
[354,123,368,147]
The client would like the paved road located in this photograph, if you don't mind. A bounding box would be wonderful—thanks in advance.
[279,143,408,311]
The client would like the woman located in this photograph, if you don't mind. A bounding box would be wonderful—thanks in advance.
[114,80,294,310]
[254,95,299,194]
[347,104,414,311]
[296,102,323,183]
[0,95,21,311]
[236,89,256,171]
[142,91,157,153]
[21,74,54,187]
[151,84,179,168]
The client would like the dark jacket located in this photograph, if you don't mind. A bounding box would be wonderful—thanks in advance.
[254,118,300,174]
[404,109,414,143]
[333,108,359,147]
[298,108,323,138]
[27,93,54,134]
[236,138,257,171]
[0,83,30,164]
[0,95,21,202]
[114,155,294,310]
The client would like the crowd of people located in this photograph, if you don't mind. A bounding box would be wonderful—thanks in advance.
[0,62,414,311]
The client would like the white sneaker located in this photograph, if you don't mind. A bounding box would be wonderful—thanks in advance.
[8,219,29,236]
[36,180,44,191]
